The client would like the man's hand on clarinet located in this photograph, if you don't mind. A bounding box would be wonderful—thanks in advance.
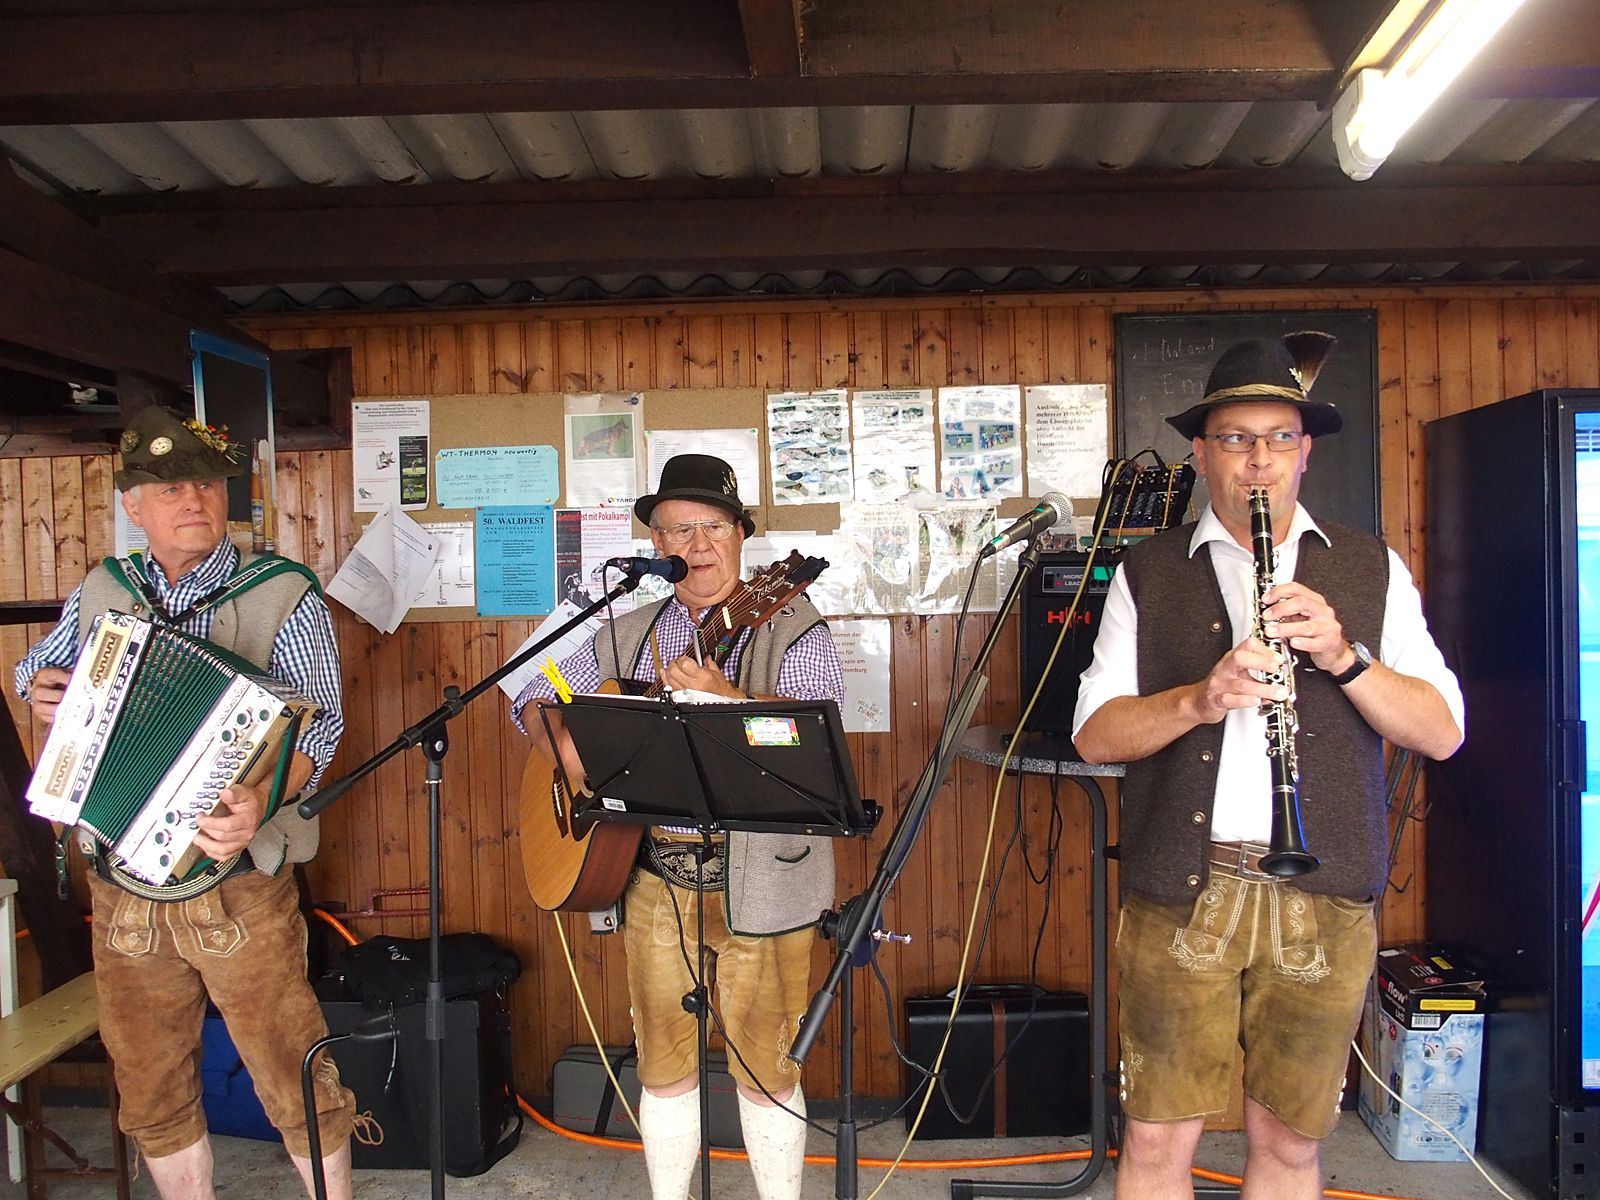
[1192,638,1291,724]
[25,667,71,725]
[193,783,264,860]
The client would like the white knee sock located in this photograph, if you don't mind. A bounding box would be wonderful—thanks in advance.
[738,1084,807,1200]
[639,1087,701,1200]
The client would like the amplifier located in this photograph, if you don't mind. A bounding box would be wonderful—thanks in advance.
[905,986,1090,1139]
[1019,549,1122,735]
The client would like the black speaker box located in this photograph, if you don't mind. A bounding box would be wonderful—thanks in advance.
[904,985,1090,1140]
[320,992,518,1174]
[1019,549,1122,734]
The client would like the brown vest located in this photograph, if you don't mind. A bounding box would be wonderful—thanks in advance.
[1120,520,1389,903]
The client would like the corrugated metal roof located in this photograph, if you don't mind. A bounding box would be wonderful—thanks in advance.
[7,99,1600,310]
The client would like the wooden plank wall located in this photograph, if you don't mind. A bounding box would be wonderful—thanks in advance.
[4,287,1597,1103]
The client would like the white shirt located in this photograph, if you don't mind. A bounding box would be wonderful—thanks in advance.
[1072,503,1466,842]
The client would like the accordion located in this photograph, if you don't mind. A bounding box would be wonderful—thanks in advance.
[27,612,319,900]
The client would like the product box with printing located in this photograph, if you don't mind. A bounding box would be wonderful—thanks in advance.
[1358,943,1487,1162]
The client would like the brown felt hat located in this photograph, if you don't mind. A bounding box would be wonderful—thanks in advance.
[113,406,244,491]
[1166,331,1342,440]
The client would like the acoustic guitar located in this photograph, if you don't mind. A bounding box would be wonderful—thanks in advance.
[518,550,827,912]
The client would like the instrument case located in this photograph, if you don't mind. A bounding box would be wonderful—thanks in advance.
[903,985,1091,1139]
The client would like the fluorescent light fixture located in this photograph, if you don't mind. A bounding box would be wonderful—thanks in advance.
[1332,0,1531,180]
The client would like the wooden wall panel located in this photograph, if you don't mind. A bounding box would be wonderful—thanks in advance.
[7,289,1600,1103]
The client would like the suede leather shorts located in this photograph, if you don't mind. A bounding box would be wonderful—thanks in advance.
[88,870,355,1159]
[1114,861,1377,1139]
[622,870,812,1094]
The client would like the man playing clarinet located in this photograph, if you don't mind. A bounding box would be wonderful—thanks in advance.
[1073,332,1464,1199]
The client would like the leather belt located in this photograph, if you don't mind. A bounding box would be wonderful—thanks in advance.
[637,835,727,891]
[1208,840,1279,882]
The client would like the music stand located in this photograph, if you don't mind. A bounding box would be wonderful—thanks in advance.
[548,692,878,1200]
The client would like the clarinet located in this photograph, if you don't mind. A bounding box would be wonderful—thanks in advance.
[1249,487,1320,877]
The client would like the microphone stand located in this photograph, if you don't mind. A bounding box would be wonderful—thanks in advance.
[296,569,652,1200]
[790,537,1045,1199]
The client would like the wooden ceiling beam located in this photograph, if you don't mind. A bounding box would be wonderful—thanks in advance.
[0,163,328,395]
[90,166,1600,285]
[0,245,196,385]
[738,0,802,78]
[0,0,1442,122]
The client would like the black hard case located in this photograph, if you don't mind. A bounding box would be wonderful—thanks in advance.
[904,985,1091,1139]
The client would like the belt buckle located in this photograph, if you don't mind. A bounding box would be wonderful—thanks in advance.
[1213,841,1274,882]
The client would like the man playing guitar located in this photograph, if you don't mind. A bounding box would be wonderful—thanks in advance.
[511,453,843,1200]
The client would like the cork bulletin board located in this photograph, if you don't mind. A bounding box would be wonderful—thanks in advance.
[361,387,866,623]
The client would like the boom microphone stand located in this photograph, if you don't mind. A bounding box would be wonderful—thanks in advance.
[295,567,658,1200]
[789,536,1046,1200]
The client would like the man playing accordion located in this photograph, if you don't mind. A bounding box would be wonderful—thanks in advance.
[15,406,356,1200]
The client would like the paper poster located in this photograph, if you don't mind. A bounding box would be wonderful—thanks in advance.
[833,618,892,733]
[939,385,1022,500]
[645,428,762,507]
[555,507,638,612]
[435,445,560,508]
[912,502,1001,615]
[1025,384,1110,499]
[353,400,430,512]
[851,389,937,502]
[768,390,853,504]
[327,504,440,633]
[474,505,556,617]
[838,503,920,615]
[565,393,644,507]
[412,519,475,609]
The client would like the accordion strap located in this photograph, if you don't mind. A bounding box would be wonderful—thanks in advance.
[104,552,322,627]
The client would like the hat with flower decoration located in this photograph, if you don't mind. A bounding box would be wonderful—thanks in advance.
[113,406,244,490]
[1166,331,1342,440]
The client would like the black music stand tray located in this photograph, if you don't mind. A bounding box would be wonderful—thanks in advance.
[555,692,874,838]
[550,692,878,1200]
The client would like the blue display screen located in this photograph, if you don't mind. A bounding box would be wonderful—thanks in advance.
[1575,412,1600,1088]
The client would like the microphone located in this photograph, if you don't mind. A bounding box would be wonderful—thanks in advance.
[604,555,688,583]
[980,492,1071,558]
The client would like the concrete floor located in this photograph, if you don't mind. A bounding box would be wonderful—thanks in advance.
[0,1104,1538,1199]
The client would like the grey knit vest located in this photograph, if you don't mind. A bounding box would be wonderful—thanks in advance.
[1120,520,1389,903]
[596,592,837,936]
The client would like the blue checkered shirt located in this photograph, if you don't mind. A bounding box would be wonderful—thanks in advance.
[14,540,345,786]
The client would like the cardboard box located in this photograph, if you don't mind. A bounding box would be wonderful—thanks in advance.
[1358,944,1487,1162]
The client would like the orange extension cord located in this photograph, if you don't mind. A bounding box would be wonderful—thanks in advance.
[308,909,1430,1200]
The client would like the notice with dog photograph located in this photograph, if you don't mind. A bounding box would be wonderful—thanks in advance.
[565,392,644,508]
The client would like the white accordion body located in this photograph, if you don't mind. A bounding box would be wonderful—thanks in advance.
[27,611,318,890]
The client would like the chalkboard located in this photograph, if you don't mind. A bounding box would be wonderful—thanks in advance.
[1114,311,1379,533]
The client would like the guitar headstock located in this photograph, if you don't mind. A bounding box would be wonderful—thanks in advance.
[727,550,829,628]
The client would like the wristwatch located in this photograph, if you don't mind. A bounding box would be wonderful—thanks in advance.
[1331,640,1373,686]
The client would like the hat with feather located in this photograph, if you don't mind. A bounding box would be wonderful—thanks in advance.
[1166,331,1341,440]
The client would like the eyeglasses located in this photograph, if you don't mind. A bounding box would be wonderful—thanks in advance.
[1206,430,1306,453]
[653,519,737,544]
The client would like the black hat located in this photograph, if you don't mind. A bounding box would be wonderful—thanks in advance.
[114,406,245,491]
[1166,331,1341,440]
[634,453,755,536]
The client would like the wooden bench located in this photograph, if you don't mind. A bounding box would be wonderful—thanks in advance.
[0,973,131,1199]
